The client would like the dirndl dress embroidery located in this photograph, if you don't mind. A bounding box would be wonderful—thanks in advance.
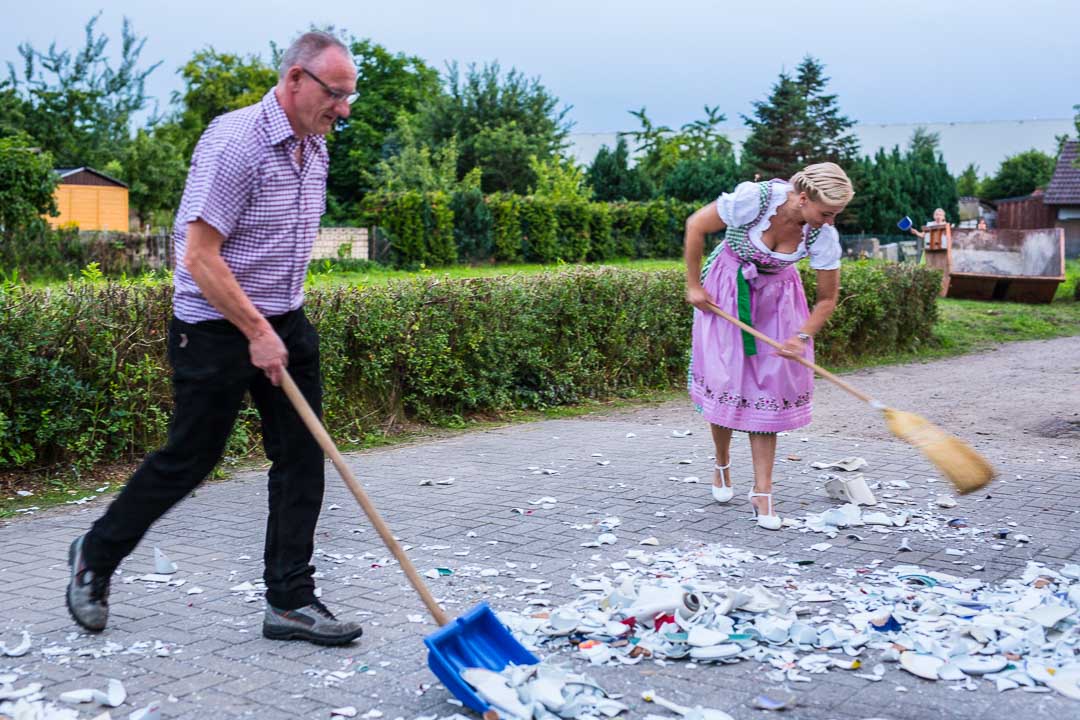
[688,180,841,433]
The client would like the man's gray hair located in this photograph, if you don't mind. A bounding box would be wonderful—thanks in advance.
[279,32,349,78]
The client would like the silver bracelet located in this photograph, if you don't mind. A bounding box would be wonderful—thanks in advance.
[797,332,812,341]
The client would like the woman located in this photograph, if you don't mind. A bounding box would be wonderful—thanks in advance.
[684,163,854,530]
[909,207,951,259]
[909,207,949,240]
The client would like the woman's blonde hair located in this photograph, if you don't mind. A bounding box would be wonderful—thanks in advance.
[790,162,855,206]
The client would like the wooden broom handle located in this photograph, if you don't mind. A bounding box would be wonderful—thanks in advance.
[280,370,450,626]
[704,302,875,405]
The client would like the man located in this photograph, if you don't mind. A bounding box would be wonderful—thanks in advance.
[66,31,363,646]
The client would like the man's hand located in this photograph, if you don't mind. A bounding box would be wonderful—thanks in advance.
[249,328,288,386]
[685,284,714,312]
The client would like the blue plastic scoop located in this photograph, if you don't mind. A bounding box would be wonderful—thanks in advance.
[281,371,539,714]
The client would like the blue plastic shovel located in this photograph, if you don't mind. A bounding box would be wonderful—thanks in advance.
[281,371,539,714]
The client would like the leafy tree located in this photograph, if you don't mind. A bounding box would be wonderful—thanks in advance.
[0,133,57,241]
[6,13,160,168]
[741,56,858,180]
[585,137,654,201]
[621,106,733,189]
[119,127,187,226]
[367,113,469,194]
[326,39,440,214]
[661,150,740,203]
[0,82,27,139]
[529,154,592,203]
[955,163,980,197]
[978,149,1057,200]
[414,62,572,193]
[169,48,277,160]
[621,107,678,185]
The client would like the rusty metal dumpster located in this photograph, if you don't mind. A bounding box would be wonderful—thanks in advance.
[941,227,1066,304]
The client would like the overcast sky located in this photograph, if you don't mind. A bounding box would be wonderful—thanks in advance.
[4,0,1077,133]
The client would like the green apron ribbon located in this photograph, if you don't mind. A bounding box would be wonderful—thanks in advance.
[736,269,756,356]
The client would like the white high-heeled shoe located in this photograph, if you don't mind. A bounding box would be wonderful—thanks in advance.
[711,462,733,503]
[748,489,782,530]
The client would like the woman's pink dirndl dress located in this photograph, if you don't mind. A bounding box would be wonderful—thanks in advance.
[688,180,842,433]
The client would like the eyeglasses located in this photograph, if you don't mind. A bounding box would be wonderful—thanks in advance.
[301,68,358,105]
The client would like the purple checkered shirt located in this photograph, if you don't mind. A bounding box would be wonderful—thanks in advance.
[172,88,328,323]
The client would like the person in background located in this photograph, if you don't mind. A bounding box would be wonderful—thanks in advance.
[909,207,950,260]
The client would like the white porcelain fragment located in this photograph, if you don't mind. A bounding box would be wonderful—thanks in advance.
[811,457,867,472]
[83,679,127,708]
[954,656,1008,675]
[129,702,161,720]
[899,652,944,680]
[0,630,30,657]
[59,688,97,704]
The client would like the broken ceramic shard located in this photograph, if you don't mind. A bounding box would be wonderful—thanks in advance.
[811,456,867,472]
[642,690,734,720]
[59,689,97,704]
[900,651,944,680]
[823,473,877,506]
[129,701,161,720]
[93,679,126,707]
[152,547,177,574]
[0,630,30,657]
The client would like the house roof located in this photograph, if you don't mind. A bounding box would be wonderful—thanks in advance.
[54,166,128,188]
[1045,140,1080,205]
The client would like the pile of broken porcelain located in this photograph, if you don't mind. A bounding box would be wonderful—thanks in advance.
[462,663,629,720]
[498,543,1080,703]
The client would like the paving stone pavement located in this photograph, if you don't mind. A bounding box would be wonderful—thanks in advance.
[1,383,1078,719]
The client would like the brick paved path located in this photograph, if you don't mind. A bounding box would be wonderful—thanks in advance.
[1,338,1077,719]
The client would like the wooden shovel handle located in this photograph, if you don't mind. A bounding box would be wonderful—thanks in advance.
[704,302,874,405]
[280,370,450,626]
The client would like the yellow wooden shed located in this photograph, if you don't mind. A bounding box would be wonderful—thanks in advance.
[49,167,130,231]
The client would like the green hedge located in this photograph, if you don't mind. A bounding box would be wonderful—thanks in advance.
[364,192,697,268]
[0,261,940,473]
[361,191,455,268]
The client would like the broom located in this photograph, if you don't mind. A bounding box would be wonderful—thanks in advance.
[703,302,995,494]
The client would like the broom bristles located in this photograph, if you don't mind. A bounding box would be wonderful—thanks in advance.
[884,409,995,495]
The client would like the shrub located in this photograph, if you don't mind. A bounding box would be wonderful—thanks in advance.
[519,196,558,263]
[450,187,493,262]
[610,203,648,258]
[363,191,457,268]
[800,260,941,364]
[0,263,941,473]
[488,193,523,262]
[553,200,591,262]
[586,203,615,261]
